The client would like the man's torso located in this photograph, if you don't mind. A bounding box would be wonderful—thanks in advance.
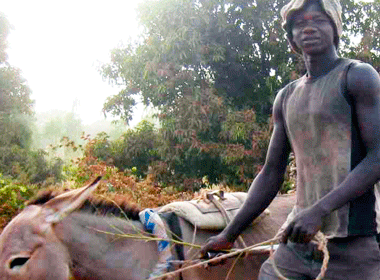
[281,58,377,238]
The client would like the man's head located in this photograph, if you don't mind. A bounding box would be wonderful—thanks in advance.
[281,0,342,53]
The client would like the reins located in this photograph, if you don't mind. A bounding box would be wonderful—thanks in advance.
[148,191,330,280]
[148,232,329,280]
[270,231,329,280]
[148,236,281,280]
[89,201,329,279]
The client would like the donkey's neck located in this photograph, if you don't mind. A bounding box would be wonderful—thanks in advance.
[55,212,159,280]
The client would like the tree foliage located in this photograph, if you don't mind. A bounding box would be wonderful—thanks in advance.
[101,0,293,122]
[89,120,160,178]
[340,0,380,70]
[0,13,64,184]
[0,13,34,149]
[98,0,380,188]
[33,111,84,161]
[0,13,10,64]
[101,0,380,120]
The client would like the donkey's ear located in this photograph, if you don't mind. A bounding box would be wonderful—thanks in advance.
[43,176,102,223]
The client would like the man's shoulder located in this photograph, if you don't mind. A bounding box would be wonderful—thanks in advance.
[273,78,303,112]
[277,77,304,100]
[347,60,380,97]
[347,60,376,78]
[341,57,363,72]
[340,57,361,64]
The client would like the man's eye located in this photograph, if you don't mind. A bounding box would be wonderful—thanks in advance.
[294,21,306,27]
[314,18,327,23]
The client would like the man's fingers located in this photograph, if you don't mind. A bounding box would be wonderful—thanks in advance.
[281,223,293,243]
[289,224,308,243]
[200,235,233,259]
[200,240,220,258]
[200,245,211,258]
[204,252,228,266]
[203,251,222,260]
[285,223,316,243]
[200,237,214,255]
[289,225,300,243]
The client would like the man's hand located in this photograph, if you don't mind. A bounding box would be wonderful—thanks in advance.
[199,233,234,259]
[281,206,324,244]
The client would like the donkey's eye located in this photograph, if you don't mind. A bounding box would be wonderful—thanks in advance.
[9,257,29,270]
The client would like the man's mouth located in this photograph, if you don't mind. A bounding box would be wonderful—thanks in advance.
[302,37,320,44]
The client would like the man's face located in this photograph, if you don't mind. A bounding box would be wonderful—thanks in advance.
[290,2,335,55]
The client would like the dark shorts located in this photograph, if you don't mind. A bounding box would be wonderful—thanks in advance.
[259,236,380,280]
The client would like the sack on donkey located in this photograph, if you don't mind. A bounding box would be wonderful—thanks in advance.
[158,192,270,230]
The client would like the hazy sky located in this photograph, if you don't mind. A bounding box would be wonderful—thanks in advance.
[2,0,144,125]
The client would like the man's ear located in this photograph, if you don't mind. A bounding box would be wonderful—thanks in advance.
[287,37,301,54]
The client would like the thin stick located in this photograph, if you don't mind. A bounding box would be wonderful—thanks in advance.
[148,237,280,280]
[225,250,245,280]
[97,195,147,237]
[186,224,198,260]
[89,227,203,249]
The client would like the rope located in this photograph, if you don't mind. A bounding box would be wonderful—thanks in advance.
[315,232,329,280]
[270,231,330,280]
[206,191,248,249]
[149,232,329,280]
[148,237,279,279]
[147,190,330,280]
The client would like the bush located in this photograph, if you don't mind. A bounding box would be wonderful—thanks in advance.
[79,106,274,191]
[90,120,160,177]
[75,103,288,192]
[157,101,273,189]
[0,174,38,229]
[0,145,63,184]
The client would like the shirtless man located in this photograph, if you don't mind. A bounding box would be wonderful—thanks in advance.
[200,0,380,279]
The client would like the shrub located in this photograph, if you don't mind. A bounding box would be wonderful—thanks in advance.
[0,145,63,184]
[90,120,160,177]
[0,174,38,229]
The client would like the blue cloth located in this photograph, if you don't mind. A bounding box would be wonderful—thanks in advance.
[139,209,174,278]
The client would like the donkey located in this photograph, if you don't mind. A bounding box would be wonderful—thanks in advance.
[0,177,295,280]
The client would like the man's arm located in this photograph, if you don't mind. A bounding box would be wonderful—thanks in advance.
[200,89,292,254]
[283,62,380,243]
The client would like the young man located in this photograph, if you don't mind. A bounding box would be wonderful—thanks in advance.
[200,0,380,279]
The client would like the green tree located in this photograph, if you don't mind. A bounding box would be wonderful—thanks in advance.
[101,0,293,122]
[89,120,160,177]
[99,0,380,187]
[0,13,34,149]
[340,0,380,70]
[101,0,380,122]
[0,13,63,184]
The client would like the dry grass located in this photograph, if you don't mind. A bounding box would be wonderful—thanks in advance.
[67,161,195,208]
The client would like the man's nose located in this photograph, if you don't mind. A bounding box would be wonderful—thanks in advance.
[302,25,317,34]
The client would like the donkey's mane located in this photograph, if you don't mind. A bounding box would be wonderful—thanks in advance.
[27,189,141,221]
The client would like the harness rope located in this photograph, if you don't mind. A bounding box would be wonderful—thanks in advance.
[270,231,329,280]
[206,191,247,249]
[141,192,330,280]
[146,233,329,280]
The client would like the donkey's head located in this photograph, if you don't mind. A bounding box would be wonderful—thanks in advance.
[0,177,101,280]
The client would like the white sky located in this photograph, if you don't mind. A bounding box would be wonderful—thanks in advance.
[2,0,145,125]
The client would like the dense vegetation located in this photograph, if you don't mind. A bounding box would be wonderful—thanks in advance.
[0,0,379,228]
[0,14,64,185]
[99,0,380,188]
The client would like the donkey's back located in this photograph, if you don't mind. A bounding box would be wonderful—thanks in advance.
[177,193,295,280]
